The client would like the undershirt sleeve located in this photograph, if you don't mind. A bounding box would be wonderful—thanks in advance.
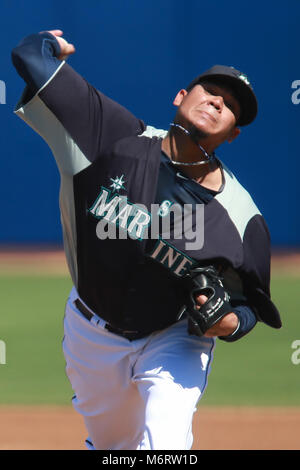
[218,304,257,342]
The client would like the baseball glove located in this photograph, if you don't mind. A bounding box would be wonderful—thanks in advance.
[180,265,232,336]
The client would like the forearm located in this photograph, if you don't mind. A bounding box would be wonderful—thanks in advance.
[11,32,62,93]
[218,304,257,342]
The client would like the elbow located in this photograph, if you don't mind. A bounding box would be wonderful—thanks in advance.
[11,46,24,71]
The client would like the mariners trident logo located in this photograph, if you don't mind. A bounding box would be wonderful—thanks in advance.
[110,174,126,192]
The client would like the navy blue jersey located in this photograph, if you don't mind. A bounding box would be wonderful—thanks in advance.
[12,32,281,338]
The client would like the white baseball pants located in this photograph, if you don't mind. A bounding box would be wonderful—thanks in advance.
[62,287,215,450]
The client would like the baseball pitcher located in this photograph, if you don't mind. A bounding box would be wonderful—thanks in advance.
[12,30,281,450]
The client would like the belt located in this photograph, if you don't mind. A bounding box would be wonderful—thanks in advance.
[74,298,146,341]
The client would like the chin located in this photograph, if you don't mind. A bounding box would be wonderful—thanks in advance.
[189,124,210,140]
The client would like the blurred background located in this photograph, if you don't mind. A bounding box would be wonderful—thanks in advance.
[0,0,299,450]
[0,0,299,245]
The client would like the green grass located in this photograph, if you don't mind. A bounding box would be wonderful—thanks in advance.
[0,276,73,404]
[0,274,299,406]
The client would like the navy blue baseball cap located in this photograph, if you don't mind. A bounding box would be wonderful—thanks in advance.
[186,65,258,126]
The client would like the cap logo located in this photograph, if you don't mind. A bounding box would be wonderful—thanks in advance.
[239,73,250,86]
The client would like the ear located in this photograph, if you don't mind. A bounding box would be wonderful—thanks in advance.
[173,89,188,107]
[227,126,241,143]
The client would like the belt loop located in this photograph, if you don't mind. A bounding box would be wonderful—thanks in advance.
[91,315,107,329]
[74,298,106,329]
[74,297,147,340]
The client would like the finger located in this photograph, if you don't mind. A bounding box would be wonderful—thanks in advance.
[195,294,208,306]
[59,45,76,60]
[65,43,76,55]
[62,42,75,53]
[46,29,64,36]
[67,44,76,53]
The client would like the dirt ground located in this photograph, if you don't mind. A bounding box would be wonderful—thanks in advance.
[0,247,300,277]
[0,405,299,450]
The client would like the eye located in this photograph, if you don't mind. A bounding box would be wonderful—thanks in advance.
[202,84,216,95]
[225,100,233,111]
[206,88,217,96]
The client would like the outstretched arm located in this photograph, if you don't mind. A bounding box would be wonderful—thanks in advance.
[12,30,144,171]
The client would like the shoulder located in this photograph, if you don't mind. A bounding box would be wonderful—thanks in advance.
[138,125,168,139]
[215,160,263,240]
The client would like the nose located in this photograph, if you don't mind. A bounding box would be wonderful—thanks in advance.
[208,94,223,112]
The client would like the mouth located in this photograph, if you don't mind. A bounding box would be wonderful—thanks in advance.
[197,110,217,123]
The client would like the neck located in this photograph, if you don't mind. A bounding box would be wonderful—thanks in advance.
[161,126,221,184]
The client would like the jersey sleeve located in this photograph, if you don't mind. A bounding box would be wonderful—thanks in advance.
[214,164,281,330]
[241,214,281,329]
[12,32,145,175]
